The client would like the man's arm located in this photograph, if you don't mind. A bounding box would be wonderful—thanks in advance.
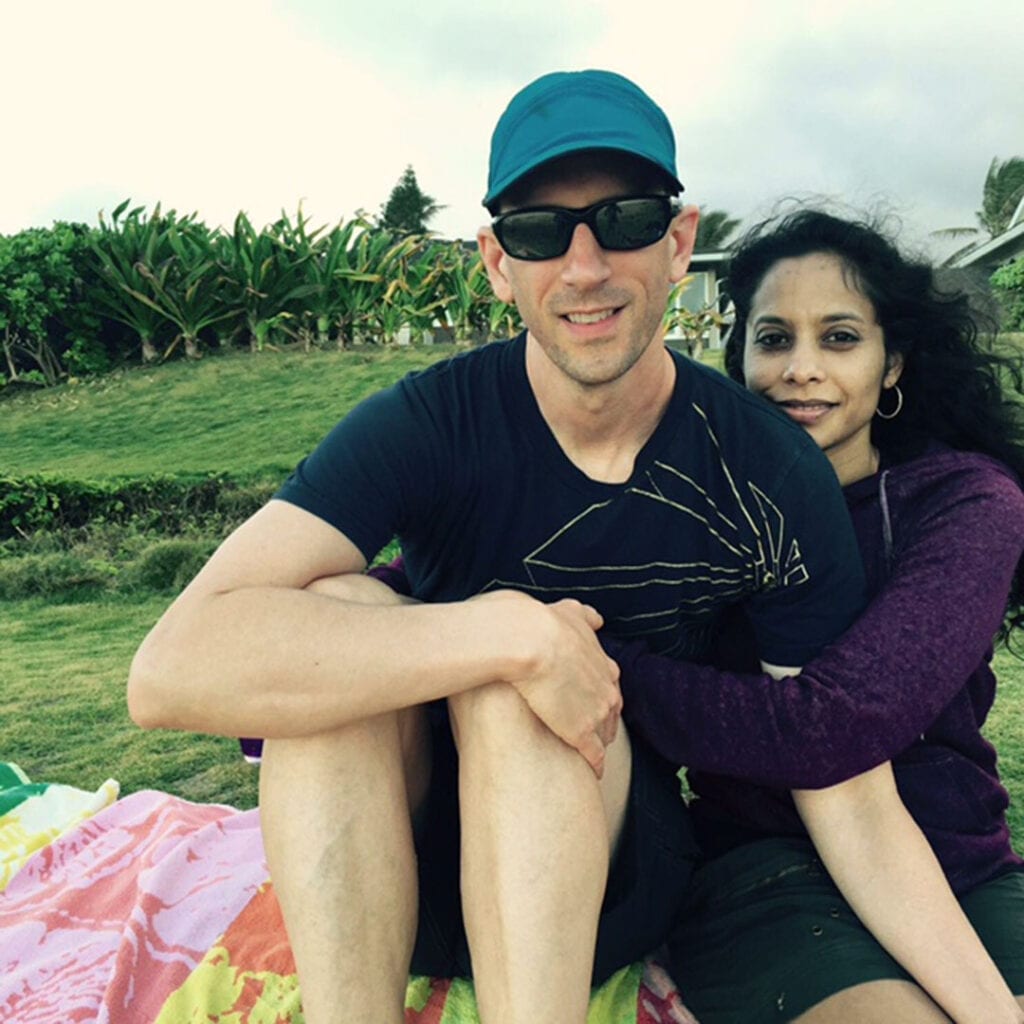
[128,500,621,773]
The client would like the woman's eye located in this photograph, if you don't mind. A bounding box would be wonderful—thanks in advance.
[753,332,789,350]
[825,330,859,345]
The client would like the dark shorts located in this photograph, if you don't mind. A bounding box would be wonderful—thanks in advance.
[409,707,699,985]
[668,836,1024,1024]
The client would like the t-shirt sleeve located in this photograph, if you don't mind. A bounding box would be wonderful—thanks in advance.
[274,380,443,563]
[741,443,866,667]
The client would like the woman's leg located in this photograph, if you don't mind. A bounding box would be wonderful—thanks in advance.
[792,980,951,1023]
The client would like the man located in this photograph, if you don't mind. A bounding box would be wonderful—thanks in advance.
[128,70,863,1024]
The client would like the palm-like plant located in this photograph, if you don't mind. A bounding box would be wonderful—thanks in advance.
[215,212,318,351]
[664,276,727,359]
[333,225,426,346]
[432,246,516,343]
[132,219,236,359]
[978,157,1024,237]
[695,209,740,251]
[388,238,457,340]
[90,200,174,362]
[281,212,364,349]
[935,156,1024,262]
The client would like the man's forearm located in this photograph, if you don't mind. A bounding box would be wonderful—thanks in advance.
[128,584,550,738]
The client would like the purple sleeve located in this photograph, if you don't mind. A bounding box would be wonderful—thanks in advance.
[617,464,1024,789]
[366,555,412,596]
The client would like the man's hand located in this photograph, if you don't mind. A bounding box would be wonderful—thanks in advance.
[500,596,623,778]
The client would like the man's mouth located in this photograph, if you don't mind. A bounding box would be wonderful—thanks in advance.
[564,308,619,325]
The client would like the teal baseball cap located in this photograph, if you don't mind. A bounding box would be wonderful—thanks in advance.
[483,69,683,208]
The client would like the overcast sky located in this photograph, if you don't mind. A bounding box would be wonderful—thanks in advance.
[2,0,1021,259]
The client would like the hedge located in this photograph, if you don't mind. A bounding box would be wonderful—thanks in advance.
[0,474,273,540]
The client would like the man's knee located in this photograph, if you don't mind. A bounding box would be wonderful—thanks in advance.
[448,681,551,757]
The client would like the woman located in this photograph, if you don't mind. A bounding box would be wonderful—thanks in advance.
[614,209,1024,1022]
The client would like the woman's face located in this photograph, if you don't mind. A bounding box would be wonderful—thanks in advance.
[742,252,902,486]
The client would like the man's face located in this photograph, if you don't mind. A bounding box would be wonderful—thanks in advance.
[478,163,698,390]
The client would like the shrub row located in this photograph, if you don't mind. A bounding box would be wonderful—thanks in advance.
[0,474,273,540]
[0,538,218,601]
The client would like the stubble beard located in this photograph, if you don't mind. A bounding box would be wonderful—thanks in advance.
[538,290,665,390]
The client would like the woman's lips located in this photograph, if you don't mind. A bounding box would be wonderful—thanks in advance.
[775,400,836,426]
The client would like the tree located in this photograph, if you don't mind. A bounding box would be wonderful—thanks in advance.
[991,257,1024,332]
[379,165,444,234]
[0,223,103,386]
[977,156,1024,237]
[695,209,740,251]
[935,156,1024,258]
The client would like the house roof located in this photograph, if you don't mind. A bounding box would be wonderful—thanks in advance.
[950,196,1024,271]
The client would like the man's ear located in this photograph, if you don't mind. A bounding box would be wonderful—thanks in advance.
[477,227,515,304]
[668,204,700,284]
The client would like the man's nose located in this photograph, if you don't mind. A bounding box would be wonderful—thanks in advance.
[560,223,613,287]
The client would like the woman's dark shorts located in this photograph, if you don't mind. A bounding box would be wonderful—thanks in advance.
[409,707,698,985]
[668,835,1024,1024]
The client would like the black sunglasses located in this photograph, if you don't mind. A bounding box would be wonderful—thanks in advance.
[492,194,684,262]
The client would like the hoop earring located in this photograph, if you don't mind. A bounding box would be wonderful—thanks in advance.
[875,384,903,420]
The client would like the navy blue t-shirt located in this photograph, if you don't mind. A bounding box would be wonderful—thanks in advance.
[276,335,864,667]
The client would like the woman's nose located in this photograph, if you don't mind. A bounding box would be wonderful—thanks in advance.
[782,345,825,384]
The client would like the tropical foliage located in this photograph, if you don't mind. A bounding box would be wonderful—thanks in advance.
[992,258,1024,332]
[0,223,115,387]
[665,276,728,359]
[977,157,1024,238]
[937,156,1024,260]
[694,209,740,251]
[0,203,524,389]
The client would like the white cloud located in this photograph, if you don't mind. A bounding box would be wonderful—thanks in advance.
[1,0,1021,260]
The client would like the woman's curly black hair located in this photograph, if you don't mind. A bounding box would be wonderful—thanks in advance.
[721,208,1024,639]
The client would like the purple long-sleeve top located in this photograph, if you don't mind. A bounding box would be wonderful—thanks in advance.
[618,446,1024,893]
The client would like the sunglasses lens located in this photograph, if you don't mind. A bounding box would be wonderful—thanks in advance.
[494,197,675,261]
[496,211,571,260]
[594,198,671,251]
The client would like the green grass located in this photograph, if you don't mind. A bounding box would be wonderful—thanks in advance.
[1,344,458,480]
[0,595,260,809]
[981,645,1024,843]
[1,342,726,481]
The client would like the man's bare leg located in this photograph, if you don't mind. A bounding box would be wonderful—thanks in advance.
[259,707,430,1024]
[450,680,632,1024]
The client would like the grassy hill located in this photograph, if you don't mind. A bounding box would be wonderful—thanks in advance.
[1,343,463,808]
[2,344,458,480]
